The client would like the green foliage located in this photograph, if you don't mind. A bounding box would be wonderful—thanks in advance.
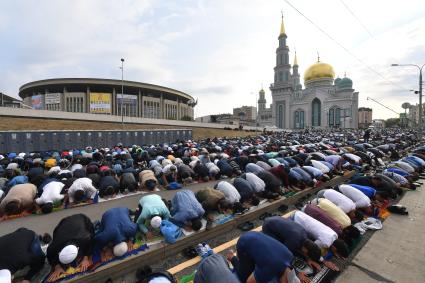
[180,115,193,121]
[385,118,400,128]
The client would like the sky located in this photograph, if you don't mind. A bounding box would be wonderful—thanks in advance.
[0,0,424,120]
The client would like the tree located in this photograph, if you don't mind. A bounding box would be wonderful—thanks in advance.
[180,115,193,121]
[385,118,400,128]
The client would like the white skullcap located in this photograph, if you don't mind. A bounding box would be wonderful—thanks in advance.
[59,245,78,264]
[0,155,4,160]
[0,269,11,283]
[113,242,128,257]
[150,216,162,229]
[149,277,172,283]
[18,152,26,158]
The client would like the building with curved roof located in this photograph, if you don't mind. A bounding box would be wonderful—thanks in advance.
[19,78,195,120]
[258,17,359,129]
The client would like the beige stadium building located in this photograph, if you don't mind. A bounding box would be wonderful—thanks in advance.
[19,78,195,120]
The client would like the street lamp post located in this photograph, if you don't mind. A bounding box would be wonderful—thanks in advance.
[391,63,425,139]
[120,58,125,129]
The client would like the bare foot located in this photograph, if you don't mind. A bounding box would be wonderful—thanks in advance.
[226,249,235,261]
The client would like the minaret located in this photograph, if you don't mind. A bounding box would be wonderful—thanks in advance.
[258,88,266,111]
[292,52,301,89]
[272,14,291,87]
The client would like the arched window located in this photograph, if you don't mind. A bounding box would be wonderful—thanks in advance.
[279,71,283,82]
[285,54,289,64]
[311,98,321,127]
[277,104,284,128]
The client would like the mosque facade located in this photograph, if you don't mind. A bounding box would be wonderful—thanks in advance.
[257,18,359,129]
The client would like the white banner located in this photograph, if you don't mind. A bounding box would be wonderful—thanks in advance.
[45,93,61,104]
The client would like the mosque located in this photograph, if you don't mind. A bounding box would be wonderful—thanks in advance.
[257,17,359,129]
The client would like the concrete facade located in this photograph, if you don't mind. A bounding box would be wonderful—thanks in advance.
[19,78,196,121]
[233,106,257,122]
[358,107,373,128]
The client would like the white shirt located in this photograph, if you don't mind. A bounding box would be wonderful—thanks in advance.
[48,166,61,175]
[344,153,362,164]
[189,160,198,169]
[323,189,356,213]
[216,181,241,204]
[338,184,371,208]
[68,177,97,203]
[393,161,415,173]
[35,181,65,205]
[206,162,220,174]
[311,160,330,173]
[244,172,265,192]
[293,211,337,249]
[71,164,83,172]
[162,164,176,175]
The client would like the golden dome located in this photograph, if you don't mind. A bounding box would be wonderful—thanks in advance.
[304,61,335,83]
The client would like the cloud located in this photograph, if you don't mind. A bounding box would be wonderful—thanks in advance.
[0,0,424,122]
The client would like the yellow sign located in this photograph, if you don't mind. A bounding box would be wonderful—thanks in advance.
[90,92,111,114]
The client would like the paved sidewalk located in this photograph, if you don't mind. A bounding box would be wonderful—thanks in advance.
[336,185,425,283]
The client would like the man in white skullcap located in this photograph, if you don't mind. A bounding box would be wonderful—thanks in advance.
[47,214,95,281]
[94,207,137,261]
[0,269,11,283]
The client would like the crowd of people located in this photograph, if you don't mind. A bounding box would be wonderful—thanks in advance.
[0,128,422,283]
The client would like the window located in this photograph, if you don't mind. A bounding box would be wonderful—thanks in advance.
[294,110,305,129]
[335,108,341,126]
[329,109,334,126]
[279,71,283,82]
[285,71,289,81]
[311,98,321,127]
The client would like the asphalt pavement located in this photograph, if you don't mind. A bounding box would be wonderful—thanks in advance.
[0,180,221,237]
[336,183,425,283]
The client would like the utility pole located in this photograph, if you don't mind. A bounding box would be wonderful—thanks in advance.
[391,63,425,139]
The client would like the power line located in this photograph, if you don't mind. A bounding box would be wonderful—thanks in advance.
[339,0,374,39]
[283,0,409,92]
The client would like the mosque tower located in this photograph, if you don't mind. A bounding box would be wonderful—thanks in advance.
[272,15,292,89]
[258,88,266,111]
[292,52,301,90]
[270,14,293,128]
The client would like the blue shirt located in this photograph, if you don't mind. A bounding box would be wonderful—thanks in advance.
[289,169,303,182]
[302,166,323,178]
[292,167,313,183]
[171,190,205,227]
[236,231,293,283]
[386,167,409,177]
[95,207,137,249]
[160,220,183,244]
[233,177,255,202]
[7,175,28,188]
[348,184,376,198]
[263,216,307,253]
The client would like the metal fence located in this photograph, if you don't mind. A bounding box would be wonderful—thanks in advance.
[0,129,192,153]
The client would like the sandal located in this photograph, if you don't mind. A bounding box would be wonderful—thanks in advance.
[182,246,198,259]
[237,221,254,231]
[278,204,289,213]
